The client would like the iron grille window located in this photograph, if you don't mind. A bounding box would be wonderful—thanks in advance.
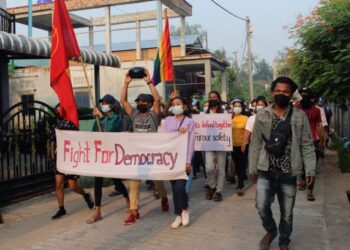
[21,94,35,115]
[75,91,90,108]
[0,8,16,33]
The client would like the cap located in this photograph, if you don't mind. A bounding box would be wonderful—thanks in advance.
[231,97,244,105]
[99,94,116,104]
[299,87,314,97]
[135,93,154,103]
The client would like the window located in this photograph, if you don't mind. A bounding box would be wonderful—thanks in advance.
[75,91,90,108]
[21,94,35,115]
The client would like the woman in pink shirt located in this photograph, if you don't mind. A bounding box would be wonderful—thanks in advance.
[159,96,195,228]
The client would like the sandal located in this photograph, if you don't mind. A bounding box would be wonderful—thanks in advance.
[237,189,244,196]
[307,193,315,201]
[213,192,222,202]
[205,188,216,200]
[86,214,102,224]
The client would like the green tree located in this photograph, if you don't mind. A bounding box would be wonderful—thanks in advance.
[254,58,272,81]
[171,23,207,47]
[288,0,350,106]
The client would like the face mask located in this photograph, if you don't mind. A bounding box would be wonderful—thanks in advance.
[274,94,290,108]
[301,96,312,109]
[209,99,219,107]
[170,105,184,115]
[101,104,111,113]
[256,105,264,111]
[203,107,208,113]
[136,104,148,113]
[233,107,242,115]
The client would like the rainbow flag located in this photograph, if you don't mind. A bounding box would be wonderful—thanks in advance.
[152,9,174,85]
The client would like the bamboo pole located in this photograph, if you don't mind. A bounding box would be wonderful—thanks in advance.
[78,57,103,132]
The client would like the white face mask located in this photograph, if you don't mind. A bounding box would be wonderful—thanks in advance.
[256,105,265,111]
[203,107,208,113]
[101,104,111,113]
[170,105,184,115]
[233,107,242,115]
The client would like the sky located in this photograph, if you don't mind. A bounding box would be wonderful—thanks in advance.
[6,0,319,64]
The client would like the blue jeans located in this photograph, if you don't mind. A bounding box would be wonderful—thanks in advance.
[256,170,297,247]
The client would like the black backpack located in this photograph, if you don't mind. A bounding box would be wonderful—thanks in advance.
[264,108,293,157]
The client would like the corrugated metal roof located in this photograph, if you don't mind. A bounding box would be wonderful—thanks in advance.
[0,31,121,67]
[90,35,202,52]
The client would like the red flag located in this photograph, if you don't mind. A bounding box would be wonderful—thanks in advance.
[50,0,80,128]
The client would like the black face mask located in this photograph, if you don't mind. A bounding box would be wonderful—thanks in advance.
[209,99,219,107]
[136,104,148,113]
[301,96,312,109]
[274,94,290,108]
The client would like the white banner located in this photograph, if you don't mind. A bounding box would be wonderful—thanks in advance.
[192,114,233,151]
[56,130,188,180]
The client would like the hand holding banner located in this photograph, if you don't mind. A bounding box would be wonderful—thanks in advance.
[192,114,233,151]
[56,130,188,180]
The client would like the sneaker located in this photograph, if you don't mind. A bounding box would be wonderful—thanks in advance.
[83,193,94,209]
[161,197,170,212]
[124,212,140,225]
[181,210,189,226]
[171,216,182,229]
[51,209,67,220]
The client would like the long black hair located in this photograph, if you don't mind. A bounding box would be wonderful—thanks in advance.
[206,90,224,113]
[172,96,191,117]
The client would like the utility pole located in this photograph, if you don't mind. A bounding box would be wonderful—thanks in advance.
[246,16,254,100]
[233,51,240,86]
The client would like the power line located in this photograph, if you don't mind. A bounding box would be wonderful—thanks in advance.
[209,0,246,22]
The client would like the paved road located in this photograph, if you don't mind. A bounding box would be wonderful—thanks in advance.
[0,150,349,250]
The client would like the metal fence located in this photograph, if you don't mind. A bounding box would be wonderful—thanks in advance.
[0,101,56,205]
[0,8,15,34]
[330,102,350,139]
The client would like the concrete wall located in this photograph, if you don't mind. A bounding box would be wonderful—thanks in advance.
[8,60,165,108]
[0,0,6,9]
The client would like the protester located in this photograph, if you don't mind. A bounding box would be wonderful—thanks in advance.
[159,95,195,228]
[242,96,268,152]
[86,94,130,224]
[230,97,249,196]
[120,68,169,225]
[50,104,94,220]
[249,77,316,250]
[298,87,324,201]
[204,91,227,202]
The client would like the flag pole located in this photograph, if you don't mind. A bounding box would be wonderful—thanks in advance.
[163,8,177,93]
[78,57,103,132]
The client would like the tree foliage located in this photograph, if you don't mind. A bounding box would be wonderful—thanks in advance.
[288,0,350,106]
[170,23,207,47]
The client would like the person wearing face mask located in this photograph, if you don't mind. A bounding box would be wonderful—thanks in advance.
[86,94,130,224]
[230,98,249,196]
[242,96,268,153]
[204,91,227,202]
[297,88,324,202]
[249,77,316,250]
[121,68,169,225]
[159,95,195,228]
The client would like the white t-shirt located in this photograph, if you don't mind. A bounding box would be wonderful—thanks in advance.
[245,115,256,133]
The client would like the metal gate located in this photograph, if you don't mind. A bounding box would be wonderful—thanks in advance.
[0,100,57,204]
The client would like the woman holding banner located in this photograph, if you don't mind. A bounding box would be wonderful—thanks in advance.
[204,91,227,202]
[159,96,195,228]
[86,94,130,224]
